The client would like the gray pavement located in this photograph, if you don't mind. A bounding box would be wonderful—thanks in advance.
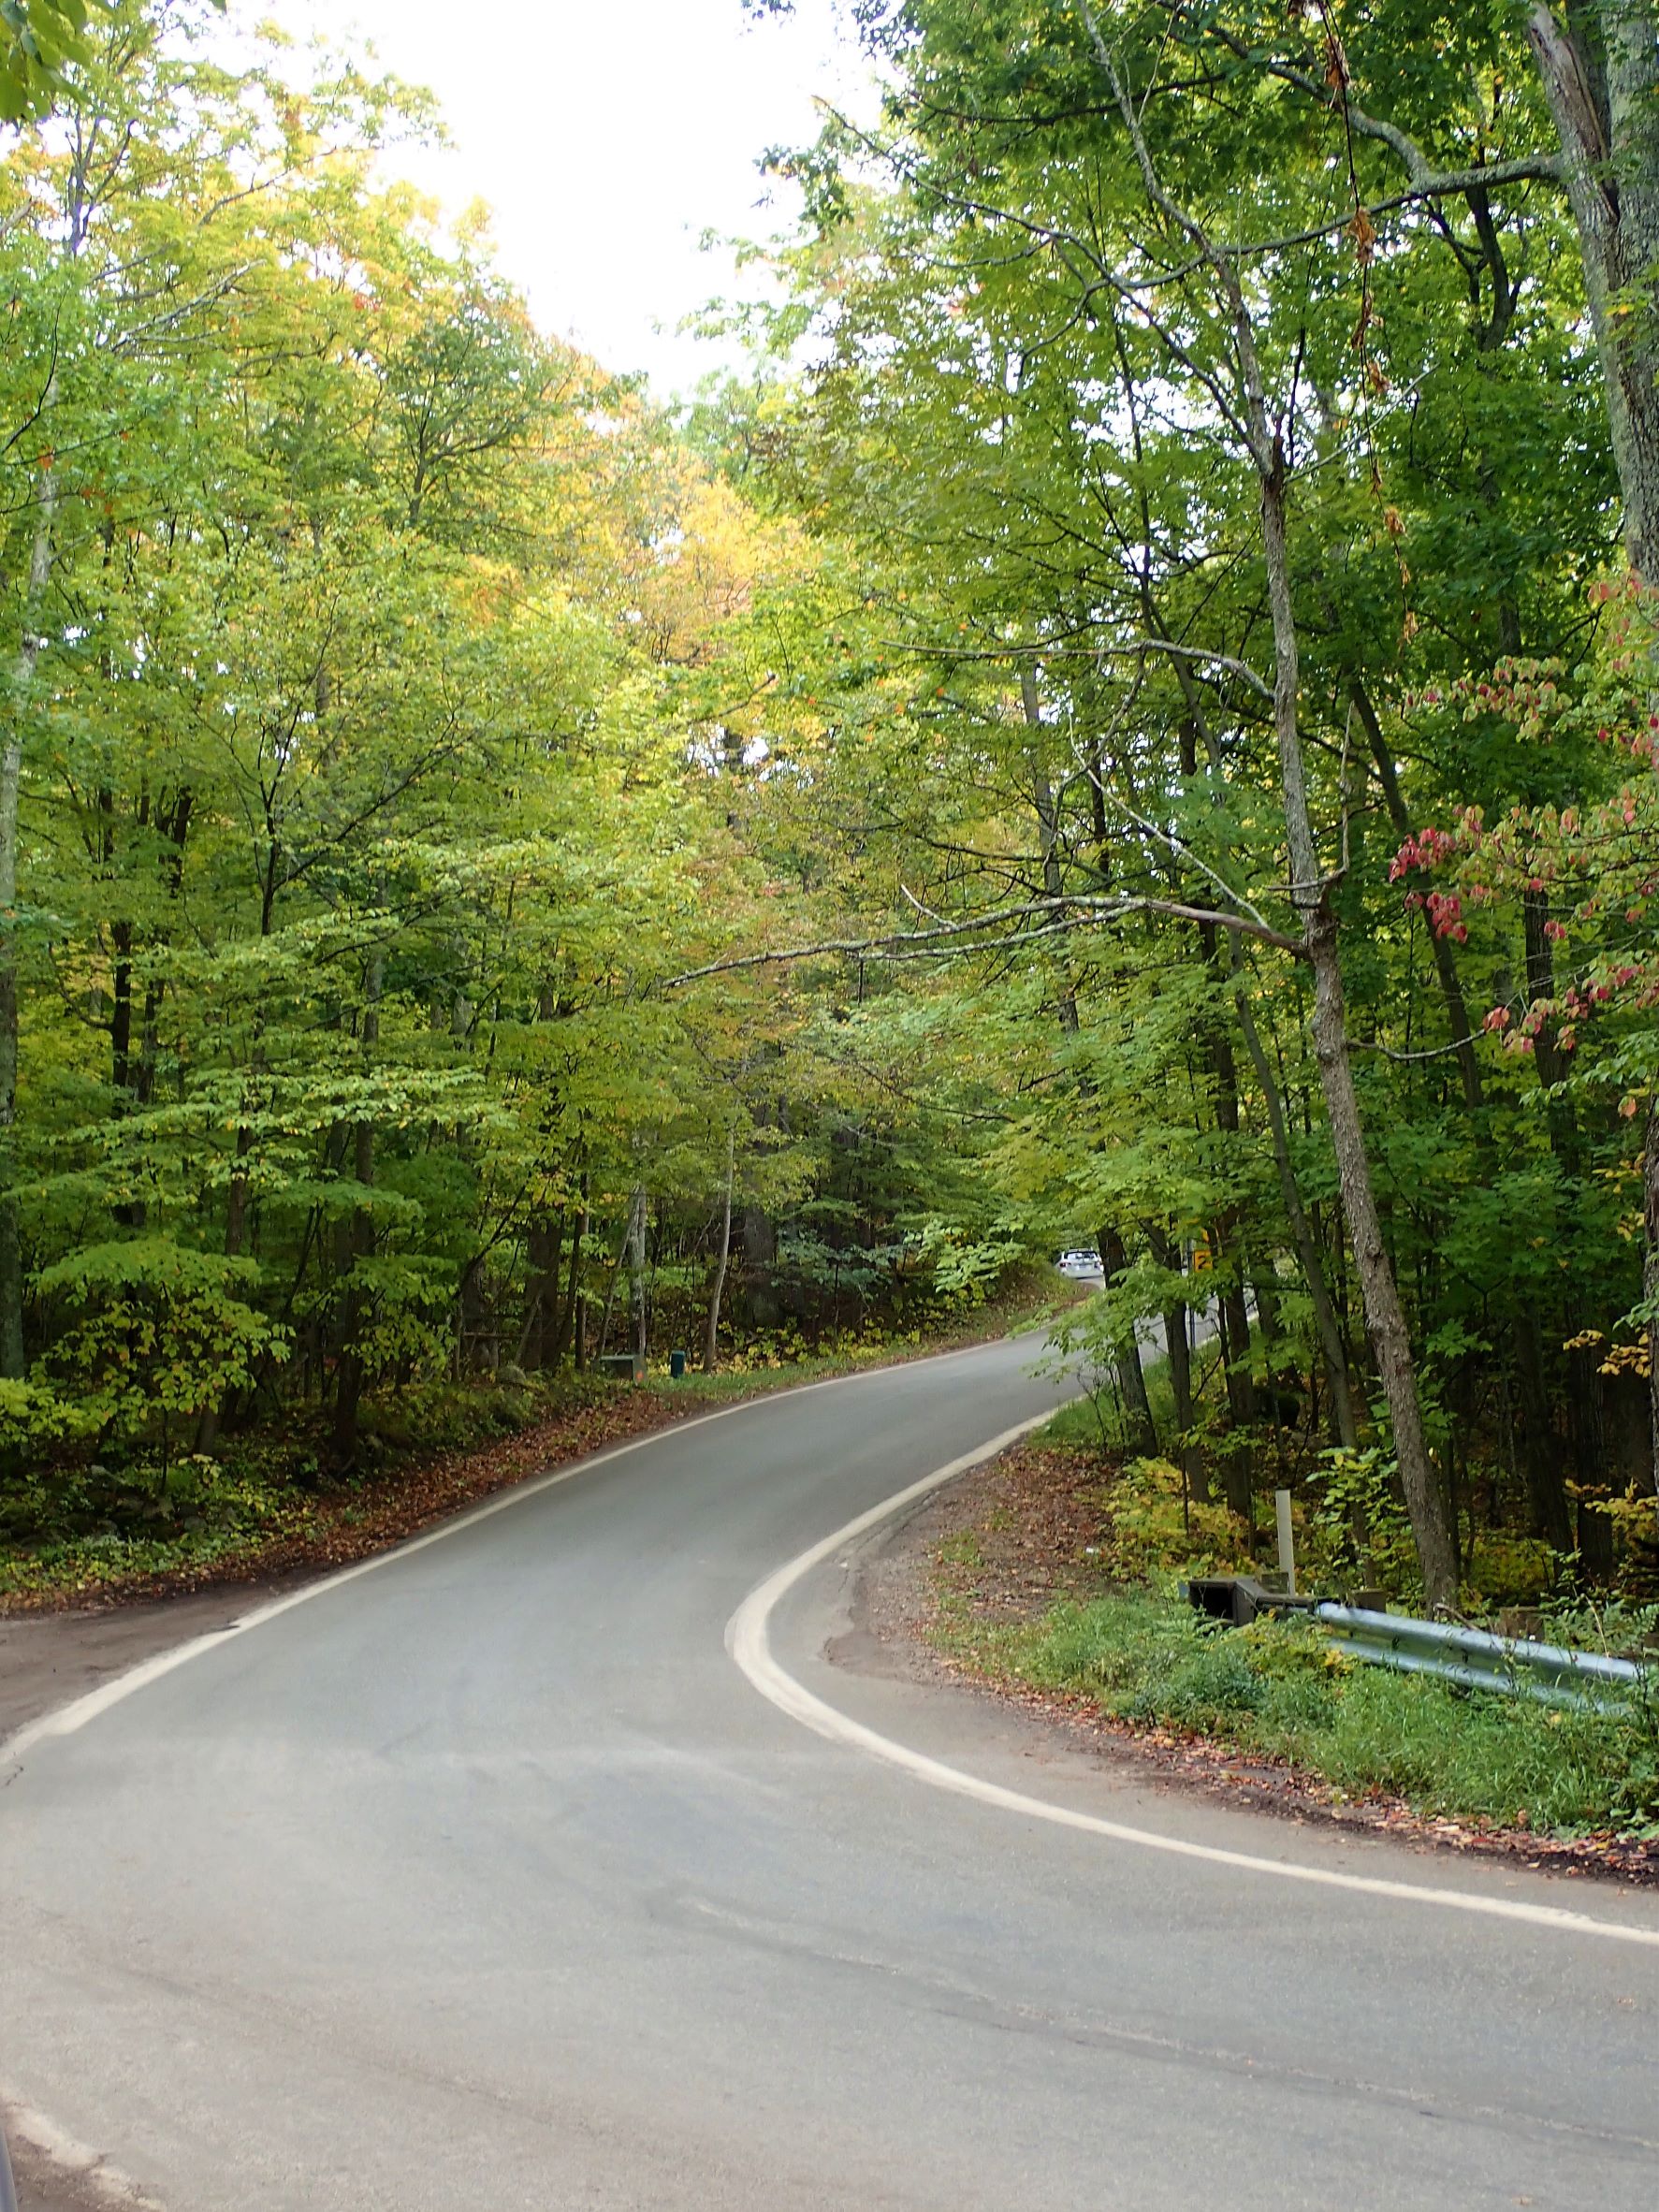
[3,1334,1656,2210]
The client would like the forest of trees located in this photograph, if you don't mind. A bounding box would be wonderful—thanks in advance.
[5,0,1659,1611]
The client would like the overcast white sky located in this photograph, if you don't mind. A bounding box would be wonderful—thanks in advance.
[267,0,871,398]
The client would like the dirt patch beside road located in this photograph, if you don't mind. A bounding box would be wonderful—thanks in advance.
[0,1584,306,1744]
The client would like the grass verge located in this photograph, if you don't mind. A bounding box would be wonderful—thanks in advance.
[927,1446,1659,1846]
[937,1587,1659,1838]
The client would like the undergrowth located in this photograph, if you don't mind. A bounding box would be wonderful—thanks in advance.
[0,1279,1072,1603]
[939,1586,1659,1837]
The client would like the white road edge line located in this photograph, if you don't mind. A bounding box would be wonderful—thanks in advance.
[0,1334,1011,1764]
[726,1415,1659,1953]
[2,2087,164,2209]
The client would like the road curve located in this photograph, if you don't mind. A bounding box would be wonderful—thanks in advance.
[3,1335,1657,2212]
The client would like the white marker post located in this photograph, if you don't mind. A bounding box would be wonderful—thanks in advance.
[1275,1488,1296,1596]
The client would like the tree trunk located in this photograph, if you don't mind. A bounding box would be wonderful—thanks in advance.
[744,1201,779,1331]
[627,1184,648,1371]
[1148,1225,1207,1497]
[1231,955,1360,1448]
[551,1197,586,1368]
[518,1214,564,1370]
[1527,2,1659,586]
[0,444,56,1380]
[1099,1224,1157,1455]
[705,1129,735,1371]
[1259,462,1460,1609]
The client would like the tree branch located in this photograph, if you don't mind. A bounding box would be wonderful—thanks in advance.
[664,893,1306,990]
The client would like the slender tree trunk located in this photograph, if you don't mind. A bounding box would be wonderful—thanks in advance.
[1231,955,1360,1448]
[551,1194,585,1369]
[627,1184,648,1371]
[1148,1225,1206,1497]
[1260,468,1458,1608]
[1099,1224,1157,1455]
[705,1128,735,1371]
[517,1215,564,1370]
[0,445,56,1379]
[744,1201,779,1331]
[1527,2,1659,586]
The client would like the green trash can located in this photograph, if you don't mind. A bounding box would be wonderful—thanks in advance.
[669,1348,688,1380]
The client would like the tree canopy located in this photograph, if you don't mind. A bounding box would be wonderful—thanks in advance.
[3,0,1658,1612]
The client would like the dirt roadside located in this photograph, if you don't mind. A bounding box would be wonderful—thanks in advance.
[0,1580,311,1744]
[840,1438,1659,1890]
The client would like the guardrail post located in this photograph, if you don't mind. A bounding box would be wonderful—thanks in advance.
[1274,1488,1296,1596]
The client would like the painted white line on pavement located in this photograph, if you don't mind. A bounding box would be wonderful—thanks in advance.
[2,2087,164,2209]
[727,1419,1659,1953]
[1,1332,1028,1764]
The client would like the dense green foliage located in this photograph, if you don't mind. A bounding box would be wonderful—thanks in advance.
[717,0,1659,1604]
[7,0,1659,1610]
[0,2,1044,1575]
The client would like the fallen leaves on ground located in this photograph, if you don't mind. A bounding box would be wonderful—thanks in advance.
[0,1389,707,1617]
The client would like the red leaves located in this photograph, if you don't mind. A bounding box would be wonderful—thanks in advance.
[1390,823,1459,880]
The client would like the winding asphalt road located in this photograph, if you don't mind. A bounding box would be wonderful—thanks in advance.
[4,1335,1657,2211]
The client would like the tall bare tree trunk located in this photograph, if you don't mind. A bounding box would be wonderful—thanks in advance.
[705,1129,735,1372]
[0,441,56,1379]
[1259,468,1458,1607]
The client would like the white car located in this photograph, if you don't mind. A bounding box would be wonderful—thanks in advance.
[1056,1247,1103,1279]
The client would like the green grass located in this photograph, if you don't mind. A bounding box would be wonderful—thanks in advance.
[939,1587,1659,1838]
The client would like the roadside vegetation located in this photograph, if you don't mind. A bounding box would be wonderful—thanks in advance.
[930,1426,1659,1844]
[0,1273,1068,1607]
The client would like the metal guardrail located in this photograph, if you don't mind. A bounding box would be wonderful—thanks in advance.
[1314,1603,1650,1711]
[0,2119,17,2212]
